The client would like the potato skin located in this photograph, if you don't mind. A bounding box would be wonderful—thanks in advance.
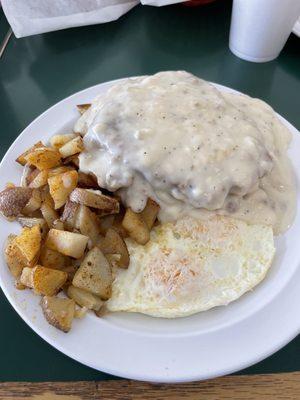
[40,296,75,333]
[72,247,113,300]
[16,141,44,166]
[4,235,28,278]
[70,188,119,213]
[46,229,88,259]
[122,208,150,245]
[0,187,33,218]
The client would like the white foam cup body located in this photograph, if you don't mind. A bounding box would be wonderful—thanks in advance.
[229,0,300,62]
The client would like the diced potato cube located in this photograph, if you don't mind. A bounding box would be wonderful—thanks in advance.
[77,104,91,115]
[52,219,64,230]
[5,182,16,189]
[23,167,39,187]
[78,172,99,189]
[50,133,78,149]
[74,306,88,319]
[21,265,67,296]
[29,170,48,189]
[98,215,115,236]
[75,205,100,245]
[62,154,79,168]
[41,202,59,228]
[141,198,160,230]
[24,147,61,170]
[99,228,129,268]
[62,265,78,286]
[17,217,49,239]
[36,266,67,295]
[48,166,74,177]
[46,229,88,259]
[40,296,75,333]
[122,208,150,245]
[70,188,119,213]
[72,247,112,299]
[48,170,78,209]
[40,188,55,208]
[112,212,128,238]
[16,141,45,166]
[60,200,79,231]
[59,136,84,158]
[20,267,34,288]
[39,246,68,270]
[22,189,42,216]
[0,186,33,219]
[15,281,27,290]
[67,285,103,311]
[15,225,42,263]
[5,235,28,278]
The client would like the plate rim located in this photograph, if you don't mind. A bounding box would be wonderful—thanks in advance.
[1,76,300,383]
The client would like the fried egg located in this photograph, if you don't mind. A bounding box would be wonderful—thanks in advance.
[106,216,275,318]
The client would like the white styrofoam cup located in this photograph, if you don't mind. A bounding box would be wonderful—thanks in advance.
[229,0,300,62]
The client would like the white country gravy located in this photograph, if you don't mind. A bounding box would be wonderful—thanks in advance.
[75,71,296,234]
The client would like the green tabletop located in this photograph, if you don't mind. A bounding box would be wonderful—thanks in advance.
[0,0,299,382]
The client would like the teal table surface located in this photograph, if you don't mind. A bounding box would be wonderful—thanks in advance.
[0,0,299,382]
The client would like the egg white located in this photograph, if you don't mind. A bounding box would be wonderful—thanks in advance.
[106,216,275,318]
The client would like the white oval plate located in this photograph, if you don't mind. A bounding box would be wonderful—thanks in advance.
[293,17,300,37]
[0,78,300,383]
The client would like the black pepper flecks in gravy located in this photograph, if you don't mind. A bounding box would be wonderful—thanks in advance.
[75,71,296,234]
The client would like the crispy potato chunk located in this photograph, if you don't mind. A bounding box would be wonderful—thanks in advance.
[40,202,59,228]
[73,247,112,299]
[46,229,88,259]
[48,166,74,177]
[77,104,91,115]
[59,136,84,158]
[48,170,78,209]
[15,281,27,290]
[60,200,79,231]
[39,246,68,270]
[62,154,79,168]
[112,212,128,238]
[0,187,33,219]
[41,188,55,207]
[21,265,67,296]
[40,296,75,333]
[34,266,67,295]
[5,235,28,278]
[74,306,88,319]
[15,225,42,264]
[24,147,61,170]
[62,265,78,286]
[77,172,99,189]
[67,285,103,311]
[28,170,49,189]
[52,219,64,230]
[16,141,45,166]
[20,266,34,287]
[141,198,160,230]
[23,167,39,187]
[75,205,100,245]
[17,217,49,239]
[122,208,150,245]
[50,133,78,149]
[99,228,129,268]
[70,188,119,213]
[22,189,42,216]
[98,215,115,236]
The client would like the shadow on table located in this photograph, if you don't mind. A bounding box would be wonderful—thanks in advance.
[277,34,300,81]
